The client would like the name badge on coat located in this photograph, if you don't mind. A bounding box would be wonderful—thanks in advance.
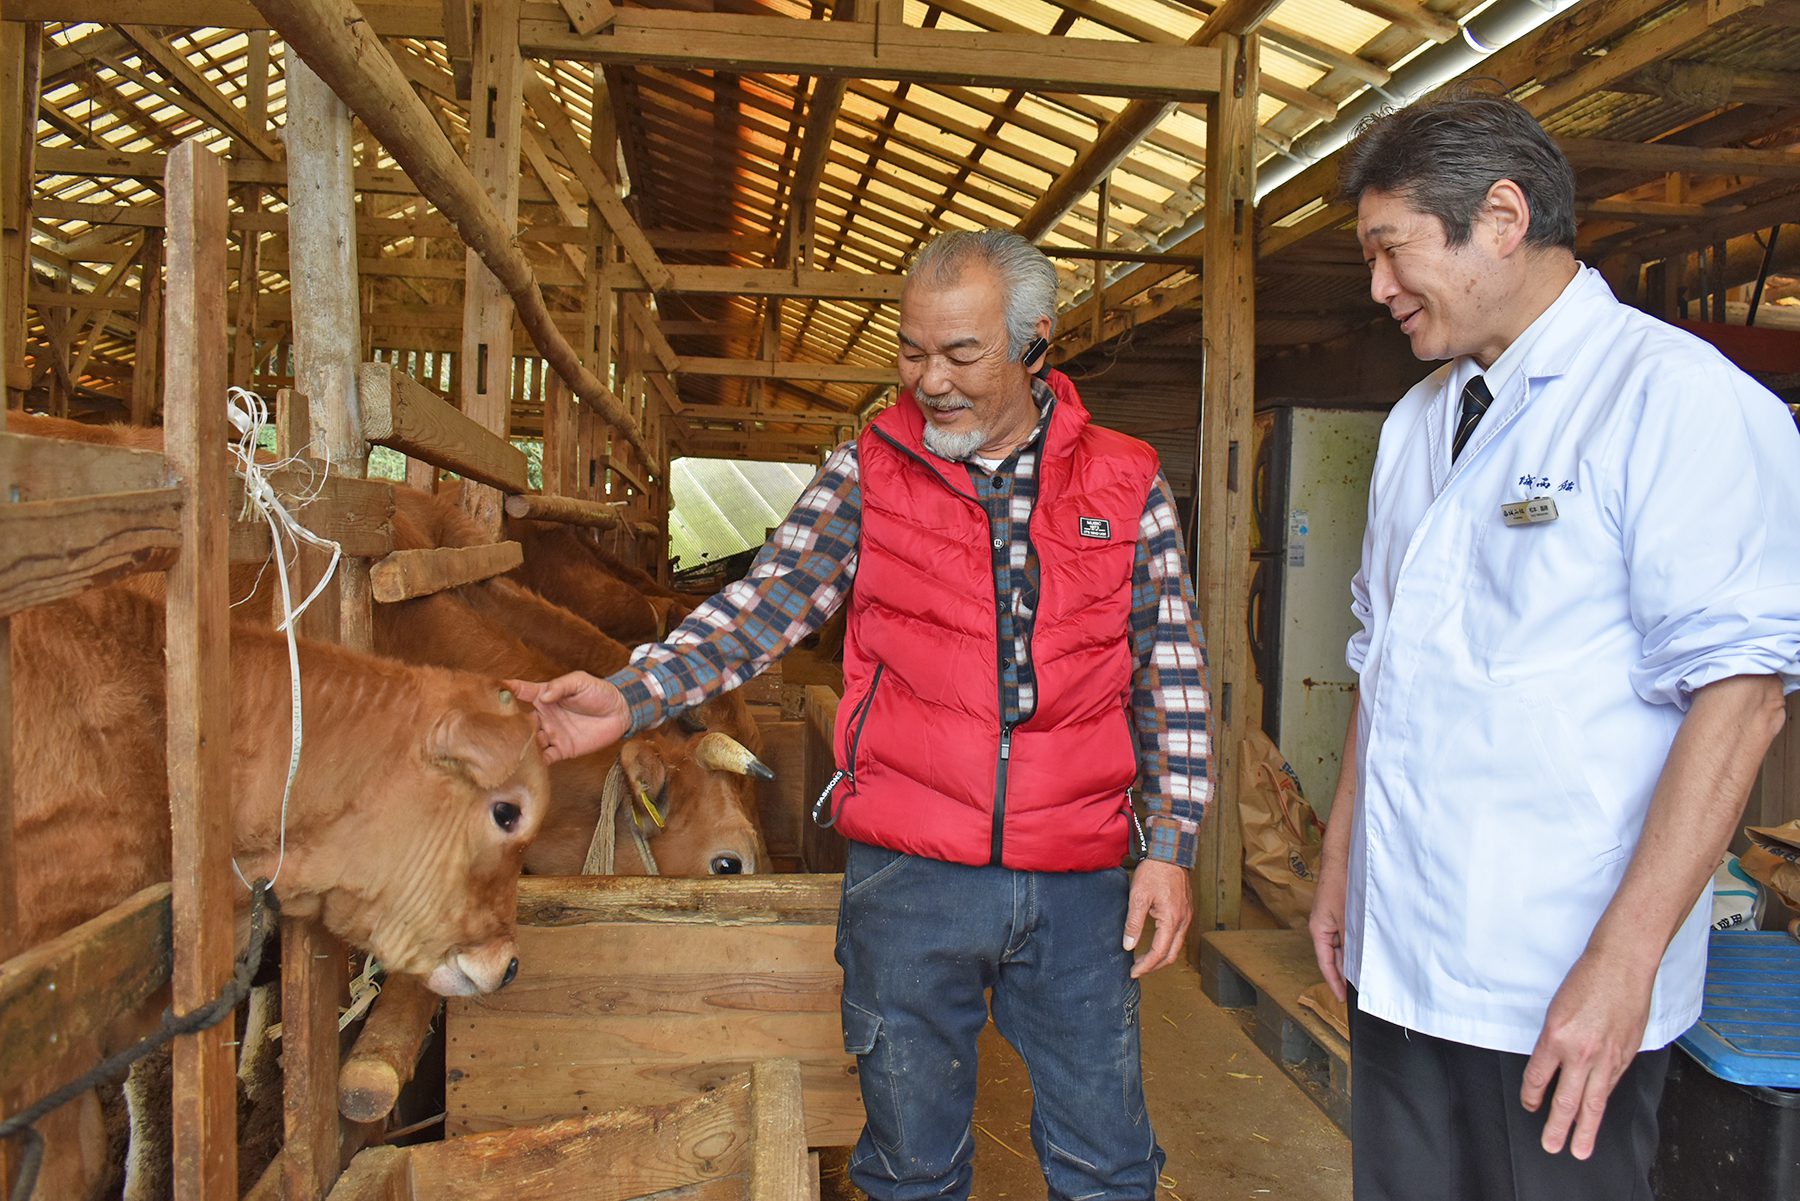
[1501,497,1559,527]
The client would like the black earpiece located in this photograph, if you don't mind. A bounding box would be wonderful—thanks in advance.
[1020,334,1049,369]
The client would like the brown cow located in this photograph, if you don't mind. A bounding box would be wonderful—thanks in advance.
[11,585,549,1199]
[383,486,772,876]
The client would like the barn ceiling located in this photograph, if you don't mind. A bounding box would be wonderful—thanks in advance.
[14,0,1800,460]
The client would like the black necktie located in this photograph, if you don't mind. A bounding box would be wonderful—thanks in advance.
[1451,374,1492,462]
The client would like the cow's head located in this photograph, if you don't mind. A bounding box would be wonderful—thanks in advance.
[620,722,772,876]
[291,681,548,996]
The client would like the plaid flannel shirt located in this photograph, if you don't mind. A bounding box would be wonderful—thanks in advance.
[610,381,1211,867]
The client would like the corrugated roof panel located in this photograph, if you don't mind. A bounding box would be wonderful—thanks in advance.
[1269,0,1393,53]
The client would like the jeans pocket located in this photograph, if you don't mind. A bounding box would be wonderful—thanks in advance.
[843,843,911,901]
[842,999,905,1154]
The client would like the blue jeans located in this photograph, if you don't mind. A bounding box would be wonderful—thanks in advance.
[836,841,1165,1201]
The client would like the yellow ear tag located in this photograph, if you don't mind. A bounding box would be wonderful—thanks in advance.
[635,785,666,829]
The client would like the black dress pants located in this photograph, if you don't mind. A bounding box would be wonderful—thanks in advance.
[1349,988,1670,1201]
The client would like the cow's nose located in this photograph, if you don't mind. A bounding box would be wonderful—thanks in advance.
[501,957,519,989]
[711,853,744,875]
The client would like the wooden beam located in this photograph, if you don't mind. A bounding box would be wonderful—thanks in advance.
[35,146,559,204]
[1014,0,1266,240]
[521,8,1222,99]
[503,490,628,529]
[521,63,672,292]
[1193,33,1258,938]
[0,488,182,617]
[1558,137,1800,181]
[677,402,854,425]
[337,973,441,1124]
[0,884,172,1097]
[370,541,524,602]
[605,264,902,301]
[227,471,396,563]
[360,362,532,493]
[1334,0,1460,43]
[162,137,238,1201]
[460,0,525,534]
[647,228,777,254]
[252,0,651,461]
[119,26,282,159]
[678,356,893,384]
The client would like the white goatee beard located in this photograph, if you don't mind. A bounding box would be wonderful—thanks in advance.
[917,391,985,461]
[922,422,987,461]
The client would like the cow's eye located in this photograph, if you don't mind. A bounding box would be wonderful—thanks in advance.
[491,801,521,833]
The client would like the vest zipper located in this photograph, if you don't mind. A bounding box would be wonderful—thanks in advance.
[812,663,885,828]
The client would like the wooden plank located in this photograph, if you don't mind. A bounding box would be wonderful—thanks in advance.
[1194,34,1257,936]
[0,430,168,499]
[748,1058,809,1201]
[625,298,679,374]
[0,488,181,619]
[503,490,628,529]
[678,357,893,385]
[132,232,163,426]
[516,873,842,925]
[423,1069,762,1200]
[321,1146,411,1201]
[161,137,238,1201]
[523,8,1221,99]
[1198,930,1350,1133]
[445,910,862,1144]
[754,719,806,859]
[228,463,397,565]
[359,362,531,493]
[370,540,524,602]
[0,884,172,1098]
[605,264,902,301]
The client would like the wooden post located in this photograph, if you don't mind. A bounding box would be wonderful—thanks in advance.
[459,0,524,533]
[232,30,273,390]
[1192,32,1258,938]
[163,137,238,1201]
[132,233,165,425]
[282,48,369,1200]
[0,25,37,410]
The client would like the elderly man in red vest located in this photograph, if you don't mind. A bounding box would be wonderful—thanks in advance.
[513,229,1212,1201]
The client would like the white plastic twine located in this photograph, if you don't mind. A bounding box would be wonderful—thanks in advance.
[225,386,344,891]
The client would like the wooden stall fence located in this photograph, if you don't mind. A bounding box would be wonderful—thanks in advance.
[445,876,861,1150]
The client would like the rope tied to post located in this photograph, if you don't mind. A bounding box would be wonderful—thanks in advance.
[227,386,343,892]
[0,881,280,1201]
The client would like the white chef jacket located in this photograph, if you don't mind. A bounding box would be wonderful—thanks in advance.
[1345,266,1800,1055]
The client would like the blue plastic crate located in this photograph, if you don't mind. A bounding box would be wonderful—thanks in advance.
[1675,932,1800,1088]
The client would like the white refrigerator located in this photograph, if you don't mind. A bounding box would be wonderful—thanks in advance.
[1250,404,1387,818]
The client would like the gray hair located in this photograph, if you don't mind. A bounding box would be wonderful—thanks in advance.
[907,230,1059,357]
[1338,90,1576,253]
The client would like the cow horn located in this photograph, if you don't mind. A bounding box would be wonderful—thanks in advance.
[693,732,775,781]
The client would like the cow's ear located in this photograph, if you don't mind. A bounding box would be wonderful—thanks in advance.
[428,707,532,790]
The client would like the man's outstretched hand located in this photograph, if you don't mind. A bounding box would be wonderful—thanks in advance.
[504,672,631,763]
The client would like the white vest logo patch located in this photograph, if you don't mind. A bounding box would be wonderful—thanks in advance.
[1079,516,1111,540]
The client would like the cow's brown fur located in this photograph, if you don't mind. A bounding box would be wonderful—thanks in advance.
[11,586,549,1198]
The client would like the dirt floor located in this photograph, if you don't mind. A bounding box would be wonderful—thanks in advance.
[820,953,1353,1201]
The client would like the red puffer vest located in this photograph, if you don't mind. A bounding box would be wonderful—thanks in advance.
[824,370,1160,871]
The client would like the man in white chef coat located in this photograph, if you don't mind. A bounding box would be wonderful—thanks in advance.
[1308,91,1800,1200]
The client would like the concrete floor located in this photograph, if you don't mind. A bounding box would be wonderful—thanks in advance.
[821,954,1352,1201]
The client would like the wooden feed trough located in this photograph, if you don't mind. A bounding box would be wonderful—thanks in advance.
[330,1058,817,1201]
[445,876,860,1150]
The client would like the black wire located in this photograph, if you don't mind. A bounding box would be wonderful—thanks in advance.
[0,881,279,1201]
